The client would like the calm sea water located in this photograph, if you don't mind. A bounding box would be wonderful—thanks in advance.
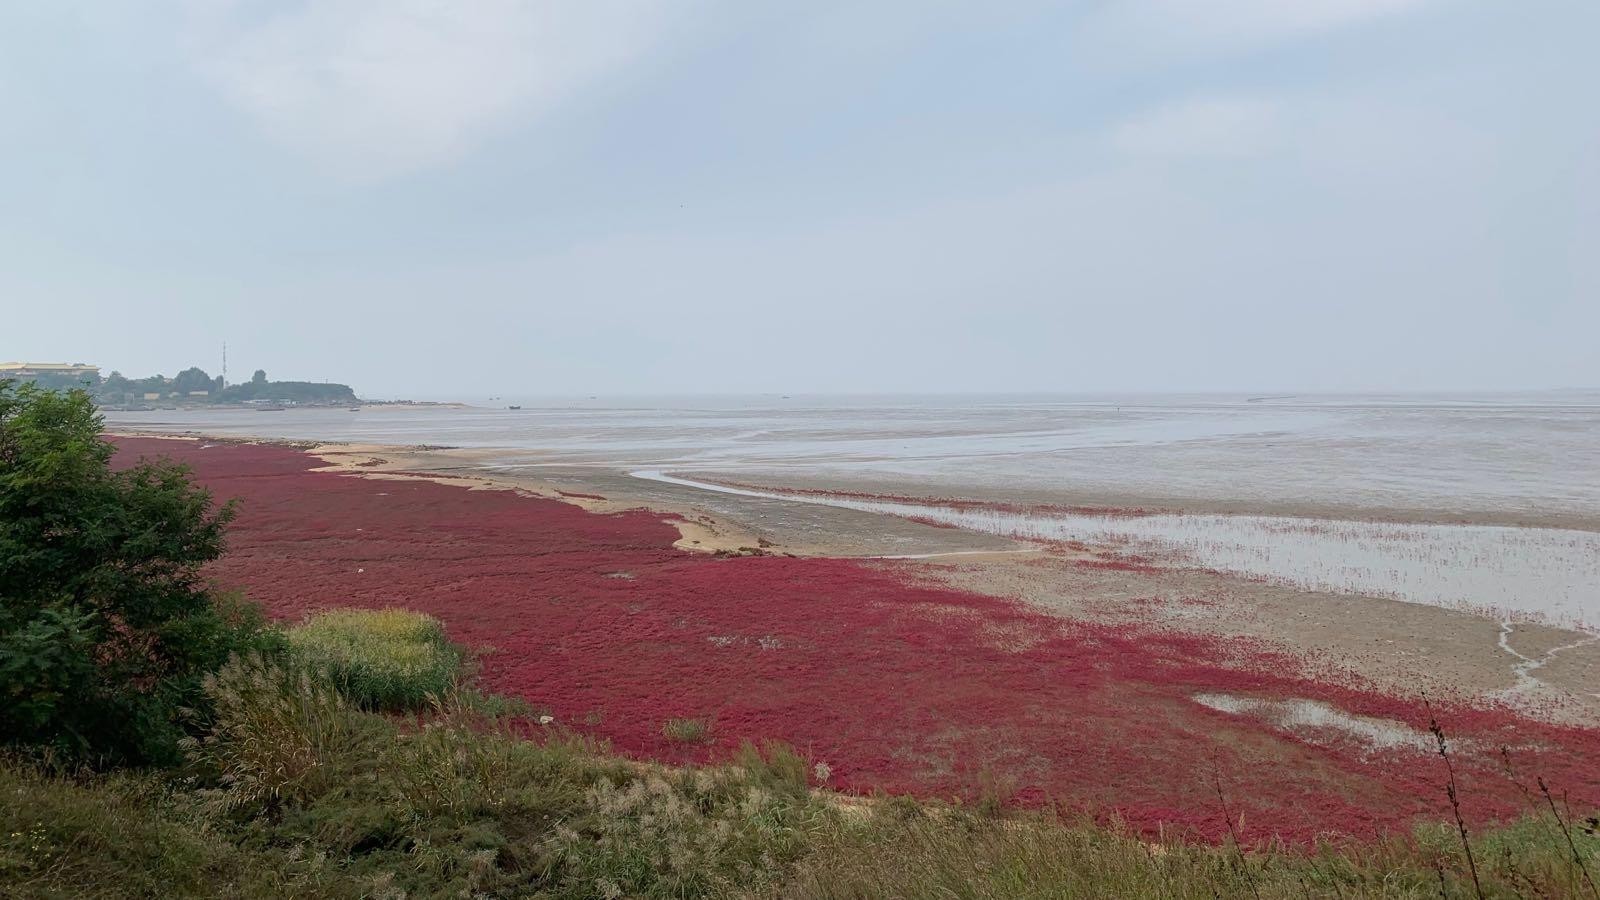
[107,392,1600,625]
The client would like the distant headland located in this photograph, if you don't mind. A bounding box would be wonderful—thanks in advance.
[0,360,426,409]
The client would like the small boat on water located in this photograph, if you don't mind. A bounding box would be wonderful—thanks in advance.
[507,405,522,410]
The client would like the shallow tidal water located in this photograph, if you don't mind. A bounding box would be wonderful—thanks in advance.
[635,470,1600,628]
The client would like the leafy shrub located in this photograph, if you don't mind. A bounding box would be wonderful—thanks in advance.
[0,382,279,766]
[287,608,460,711]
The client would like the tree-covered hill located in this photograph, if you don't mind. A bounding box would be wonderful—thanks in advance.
[89,366,357,406]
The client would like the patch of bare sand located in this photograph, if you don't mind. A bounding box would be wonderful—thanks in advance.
[304,442,772,555]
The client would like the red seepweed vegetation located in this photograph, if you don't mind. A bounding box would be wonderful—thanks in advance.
[112,437,1600,845]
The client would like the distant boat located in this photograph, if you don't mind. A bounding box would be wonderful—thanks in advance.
[348,407,361,411]
[507,405,522,410]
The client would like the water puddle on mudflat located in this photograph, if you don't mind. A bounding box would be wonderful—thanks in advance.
[1192,693,1433,753]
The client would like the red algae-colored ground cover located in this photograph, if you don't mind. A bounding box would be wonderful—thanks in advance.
[113,437,1600,844]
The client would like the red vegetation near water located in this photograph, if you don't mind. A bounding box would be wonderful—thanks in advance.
[114,437,1600,843]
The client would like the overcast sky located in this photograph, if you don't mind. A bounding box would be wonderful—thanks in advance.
[3,0,1597,397]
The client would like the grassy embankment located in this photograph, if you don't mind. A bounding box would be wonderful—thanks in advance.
[3,609,1597,899]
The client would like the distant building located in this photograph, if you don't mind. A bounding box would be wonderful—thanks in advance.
[0,361,101,380]
[187,390,210,397]
[143,392,162,401]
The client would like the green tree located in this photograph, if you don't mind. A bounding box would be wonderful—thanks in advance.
[0,381,274,765]
[172,367,214,395]
[97,371,132,402]
[251,369,267,385]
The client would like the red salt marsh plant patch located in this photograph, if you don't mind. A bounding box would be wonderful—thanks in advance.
[112,437,1600,844]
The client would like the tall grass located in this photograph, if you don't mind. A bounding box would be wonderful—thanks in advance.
[181,652,390,816]
[286,608,460,711]
[4,611,1598,898]
[176,653,823,897]
[663,717,711,744]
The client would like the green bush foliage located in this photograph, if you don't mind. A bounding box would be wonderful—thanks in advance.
[286,608,460,711]
[0,382,279,766]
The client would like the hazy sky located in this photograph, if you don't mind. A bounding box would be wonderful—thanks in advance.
[3,1,1597,397]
